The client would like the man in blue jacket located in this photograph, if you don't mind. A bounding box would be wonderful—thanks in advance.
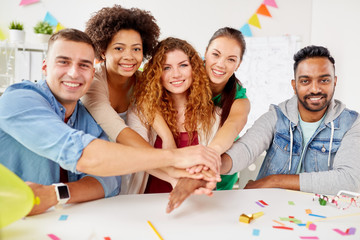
[0,29,220,215]
[223,45,360,194]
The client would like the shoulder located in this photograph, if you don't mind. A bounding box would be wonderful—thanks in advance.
[76,101,106,137]
[234,84,247,99]
[1,80,52,105]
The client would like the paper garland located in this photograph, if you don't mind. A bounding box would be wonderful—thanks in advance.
[240,0,278,37]
[43,12,66,33]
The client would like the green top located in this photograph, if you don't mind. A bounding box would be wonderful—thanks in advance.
[214,84,247,190]
[212,84,247,106]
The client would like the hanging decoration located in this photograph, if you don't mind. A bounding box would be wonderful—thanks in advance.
[43,12,66,32]
[19,0,39,6]
[239,0,278,37]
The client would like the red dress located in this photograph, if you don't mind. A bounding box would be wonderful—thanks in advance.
[144,132,199,193]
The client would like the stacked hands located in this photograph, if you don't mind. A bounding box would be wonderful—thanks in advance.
[167,148,222,213]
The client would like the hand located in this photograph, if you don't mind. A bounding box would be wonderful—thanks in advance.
[161,166,204,180]
[186,164,209,174]
[166,178,216,214]
[26,182,57,216]
[172,145,221,174]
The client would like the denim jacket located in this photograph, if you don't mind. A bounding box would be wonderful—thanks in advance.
[227,96,360,194]
[0,80,121,197]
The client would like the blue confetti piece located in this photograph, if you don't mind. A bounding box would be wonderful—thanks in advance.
[59,214,68,221]
[253,229,260,236]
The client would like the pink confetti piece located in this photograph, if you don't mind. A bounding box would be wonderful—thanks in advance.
[333,229,347,236]
[47,234,60,240]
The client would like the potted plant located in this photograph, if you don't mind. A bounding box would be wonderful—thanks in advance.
[33,21,53,43]
[9,21,25,43]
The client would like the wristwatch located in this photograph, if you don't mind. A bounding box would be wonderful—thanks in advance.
[53,183,70,206]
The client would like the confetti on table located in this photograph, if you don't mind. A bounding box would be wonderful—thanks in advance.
[308,214,326,218]
[258,200,268,206]
[273,226,293,230]
[305,209,312,214]
[346,227,356,235]
[255,201,265,207]
[299,237,319,239]
[104,237,111,240]
[147,220,164,240]
[253,229,260,236]
[333,229,347,236]
[273,220,286,226]
[288,201,295,205]
[59,215,68,221]
[47,234,60,240]
[308,223,317,231]
[298,223,307,227]
[279,217,301,223]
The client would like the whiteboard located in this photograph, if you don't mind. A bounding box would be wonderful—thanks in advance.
[236,35,302,135]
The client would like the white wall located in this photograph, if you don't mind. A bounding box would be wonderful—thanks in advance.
[0,0,312,53]
[1,0,359,111]
[312,0,360,112]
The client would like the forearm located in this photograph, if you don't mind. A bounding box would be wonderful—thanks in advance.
[208,99,249,155]
[152,112,176,149]
[27,177,106,216]
[66,176,105,203]
[226,108,277,174]
[77,140,220,176]
[77,139,175,176]
[220,153,233,175]
[116,127,152,148]
[245,174,300,190]
[208,120,243,155]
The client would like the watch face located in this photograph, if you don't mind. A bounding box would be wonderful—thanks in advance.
[58,185,70,199]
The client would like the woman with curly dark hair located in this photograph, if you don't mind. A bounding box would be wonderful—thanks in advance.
[81,5,208,194]
[127,37,221,194]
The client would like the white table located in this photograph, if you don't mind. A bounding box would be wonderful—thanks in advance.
[2,188,360,240]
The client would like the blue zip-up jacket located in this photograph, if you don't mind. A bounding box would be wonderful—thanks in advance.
[227,96,360,194]
[0,80,121,197]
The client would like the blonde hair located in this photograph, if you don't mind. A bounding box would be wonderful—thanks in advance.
[133,37,214,142]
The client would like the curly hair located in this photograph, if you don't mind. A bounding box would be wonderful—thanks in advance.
[133,37,215,142]
[85,5,160,60]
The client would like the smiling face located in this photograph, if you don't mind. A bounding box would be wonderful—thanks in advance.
[161,49,193,97]
[205,36,242,94]
[43,39,95,112]
[103,29,143,81]
[292,57,337,122]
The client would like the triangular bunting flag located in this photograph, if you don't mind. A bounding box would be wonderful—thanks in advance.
[257,4,272,17]
[19,0,39,6]
[263,0,278,8]
[55,23,66,32]
[44,12,58,26]
[248,14,261,29]
[240,24,252,37]
[0,28,6,41]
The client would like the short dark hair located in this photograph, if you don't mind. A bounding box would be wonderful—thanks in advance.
[47,28,95,55]
[85,5,160,60]
[293,45,335,74]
